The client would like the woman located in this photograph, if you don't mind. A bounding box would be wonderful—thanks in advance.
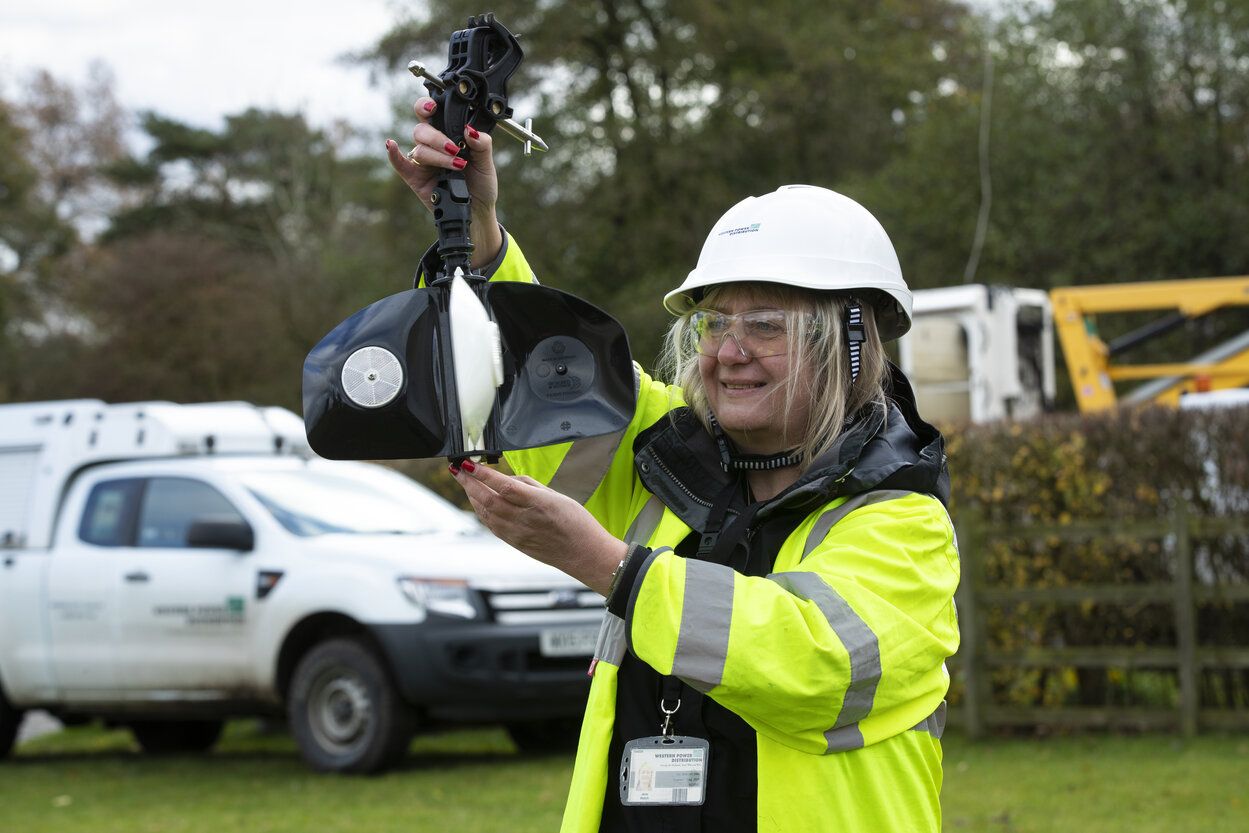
[386,101,959,833]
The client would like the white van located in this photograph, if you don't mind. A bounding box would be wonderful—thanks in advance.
[0,400,601,772]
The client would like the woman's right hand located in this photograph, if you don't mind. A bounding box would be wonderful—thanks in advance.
[386,96,502,266]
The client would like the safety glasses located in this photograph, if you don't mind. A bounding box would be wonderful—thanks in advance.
[688,309,795,358]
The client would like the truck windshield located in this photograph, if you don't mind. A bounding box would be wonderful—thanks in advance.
[241,469,474,537]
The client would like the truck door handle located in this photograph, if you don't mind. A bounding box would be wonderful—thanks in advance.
[124,571,150,583]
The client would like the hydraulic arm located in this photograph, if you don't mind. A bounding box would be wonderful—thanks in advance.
[1050,276,1249,412]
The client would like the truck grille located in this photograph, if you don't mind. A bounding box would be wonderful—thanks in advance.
[479,587,604,625]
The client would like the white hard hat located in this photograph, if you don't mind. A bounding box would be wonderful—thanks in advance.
[664,185,912,340]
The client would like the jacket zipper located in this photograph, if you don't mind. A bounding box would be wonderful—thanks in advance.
[648,452,713,508]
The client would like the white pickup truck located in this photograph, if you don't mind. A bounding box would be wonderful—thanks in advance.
[0,400,602,772]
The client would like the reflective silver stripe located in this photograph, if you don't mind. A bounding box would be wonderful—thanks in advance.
[911,701,947,739]
[801,490,915,561]
[824,723,865,752]
[593,613,628,666]
[546,430,626,505]
[623,494,665,546]
[768,571,881,753]
[672,560,736,694]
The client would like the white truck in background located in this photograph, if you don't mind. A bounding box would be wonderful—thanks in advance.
[0,400,602,772]
[897,284,1057,424]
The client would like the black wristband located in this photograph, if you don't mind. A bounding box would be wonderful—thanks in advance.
[606,544,649,618]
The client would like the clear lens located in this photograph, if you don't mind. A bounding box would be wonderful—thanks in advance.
[690,310,791,358]
[396,577,477,619]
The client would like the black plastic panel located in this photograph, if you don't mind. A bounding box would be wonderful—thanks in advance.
[302,282,634,461]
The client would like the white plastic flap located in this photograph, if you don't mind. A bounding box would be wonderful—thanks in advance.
[448,271,504,452]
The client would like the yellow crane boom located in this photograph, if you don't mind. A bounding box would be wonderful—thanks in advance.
[1049,276,1249,412]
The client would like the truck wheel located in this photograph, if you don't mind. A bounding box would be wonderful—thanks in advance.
[505,717,582,755]
[287,638,414,774]
[0,686,23,758]
[130,720,224,754]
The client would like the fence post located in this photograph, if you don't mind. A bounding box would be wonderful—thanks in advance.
[1173,505,1198,738]
[955,511,986,739]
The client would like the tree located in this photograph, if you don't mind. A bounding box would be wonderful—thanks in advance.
[0,98,51,399]
[363,0,975,359]
[857,0,1249,291]
[0,66,127,401]
[16,64,128,234]
[45,232,297,404]
[50,108,413,408]
[2,85,410,408]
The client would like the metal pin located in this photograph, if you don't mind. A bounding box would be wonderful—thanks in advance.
[408,60,550,153]
[408,60,447,92]
[499,119,549,153]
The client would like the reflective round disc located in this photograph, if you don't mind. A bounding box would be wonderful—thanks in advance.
[341,346,403,408]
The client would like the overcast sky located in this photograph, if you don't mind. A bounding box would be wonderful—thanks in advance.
[1,0,409,133]
[3,2,1008,140]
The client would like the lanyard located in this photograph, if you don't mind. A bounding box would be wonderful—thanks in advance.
[658,675,684,737]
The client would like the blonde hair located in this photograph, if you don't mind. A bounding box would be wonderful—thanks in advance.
[657,283,890,472]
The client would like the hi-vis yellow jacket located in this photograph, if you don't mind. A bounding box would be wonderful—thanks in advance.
[475,233,961,832]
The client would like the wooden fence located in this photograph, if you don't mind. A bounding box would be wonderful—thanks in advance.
[951,507,1249,737]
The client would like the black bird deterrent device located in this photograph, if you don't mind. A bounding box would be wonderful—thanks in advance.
[302,14,635,466]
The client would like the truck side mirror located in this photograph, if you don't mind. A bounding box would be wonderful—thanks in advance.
[187,518,255,552]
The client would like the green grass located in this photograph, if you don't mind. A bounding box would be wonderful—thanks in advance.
[4,724,1248,832]
[940,733,1249,832]
[5,722,571,833]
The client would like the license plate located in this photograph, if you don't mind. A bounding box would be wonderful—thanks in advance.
[539,625,599,657]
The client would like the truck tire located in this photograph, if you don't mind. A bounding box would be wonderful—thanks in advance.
[505,717,581,755]
[287,638,414,774]
[0,685,22,759]
[130,719,224,754]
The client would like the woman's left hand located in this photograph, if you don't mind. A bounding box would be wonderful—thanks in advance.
[451,461,628,596]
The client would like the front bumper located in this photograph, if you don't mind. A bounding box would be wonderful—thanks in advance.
[368,617,597,722]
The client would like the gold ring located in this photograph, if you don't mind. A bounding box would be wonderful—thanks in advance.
[407,147,422,166]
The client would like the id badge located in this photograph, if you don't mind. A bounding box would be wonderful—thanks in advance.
[619,736,710,806]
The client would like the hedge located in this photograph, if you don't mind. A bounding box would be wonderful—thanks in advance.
[945,403,1249,714]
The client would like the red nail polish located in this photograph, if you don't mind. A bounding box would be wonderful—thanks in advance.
[452,157,467,170]
[461,459,476,473]
[444,141,460,155]
[467,126,480,140]
[423,101,436,113]
[448,463,460,475]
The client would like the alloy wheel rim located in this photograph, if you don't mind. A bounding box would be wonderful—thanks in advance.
[307,665,373,755]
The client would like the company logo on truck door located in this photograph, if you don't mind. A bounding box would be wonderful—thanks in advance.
[51,600,104,621]
[153,596,246,624]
